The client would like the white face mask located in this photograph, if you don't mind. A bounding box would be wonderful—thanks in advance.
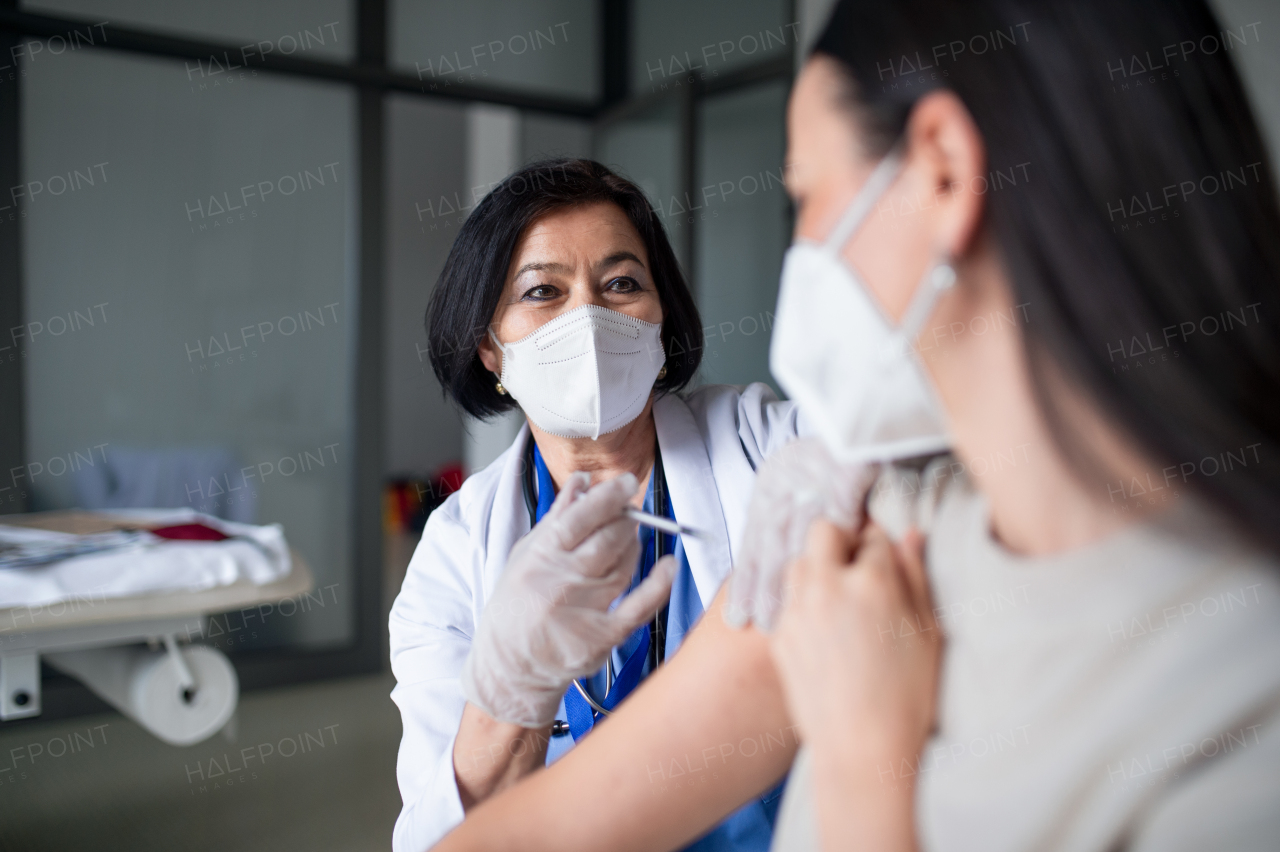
[770,150,955,465]
[490,304,665,440]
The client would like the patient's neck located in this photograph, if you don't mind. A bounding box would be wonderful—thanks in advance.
[528,399,655,508]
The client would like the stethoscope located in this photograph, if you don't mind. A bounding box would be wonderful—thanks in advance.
[521,434,672,731]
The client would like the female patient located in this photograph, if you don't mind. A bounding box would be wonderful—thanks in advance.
[433,0,1280,849]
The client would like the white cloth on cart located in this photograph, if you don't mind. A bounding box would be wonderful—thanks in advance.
[0,509,290,609]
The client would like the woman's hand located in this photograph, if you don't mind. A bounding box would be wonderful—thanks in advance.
[769,520,942,852]
[461,471,676,729]
[726,438,875,631]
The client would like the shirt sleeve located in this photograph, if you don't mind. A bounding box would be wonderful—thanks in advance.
[388,496,478,852]
[1127,712,1280,852]
[733,381,805,469]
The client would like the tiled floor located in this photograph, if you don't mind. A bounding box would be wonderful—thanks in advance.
[0,672,404,852]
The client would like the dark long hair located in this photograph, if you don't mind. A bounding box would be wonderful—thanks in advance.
[815,0,1280,551]
[425,158,703,419]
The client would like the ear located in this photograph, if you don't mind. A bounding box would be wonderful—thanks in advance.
[904,90,987,260]
[477,332,502,375]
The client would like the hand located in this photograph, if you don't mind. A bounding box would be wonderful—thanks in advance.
[725,438,875,631]
[770,521,941,852]
[770,521,941,766]
[461,472,676,727]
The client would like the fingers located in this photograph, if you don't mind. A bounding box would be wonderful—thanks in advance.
[895,529,935,623]
[852,524,939,645]
[571,517,642,578]
[730,443,868,633]
[543,471,591,520]
[774,500,822,619]
[784,518,857,603]
[753,521,796,632]
[545,472,638,551]
[825,462,875,530]
[804,518,857,566]
[726,475,797,630]
[605,555,676,643]
[724,536,761,629]
[851,523,909,599]
[890,532,942,629]
[728,496,810,632]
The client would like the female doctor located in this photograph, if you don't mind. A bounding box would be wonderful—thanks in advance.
[388,158,815,852]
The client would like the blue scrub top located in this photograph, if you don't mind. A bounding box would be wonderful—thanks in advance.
[532,444,786,852]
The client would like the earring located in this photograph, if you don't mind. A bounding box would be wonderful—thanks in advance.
[657,365,667,380]
[495,381,507,395]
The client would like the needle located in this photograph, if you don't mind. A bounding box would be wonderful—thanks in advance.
[624,508,705,540]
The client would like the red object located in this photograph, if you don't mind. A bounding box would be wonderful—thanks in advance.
[436,463,464,496]
[148,523,230,541]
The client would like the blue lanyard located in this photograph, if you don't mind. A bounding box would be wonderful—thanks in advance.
[526,439,784,852]
[529,441,672,741]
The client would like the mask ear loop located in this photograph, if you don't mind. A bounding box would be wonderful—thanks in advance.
[898,261,957,340]
[822,143,906,253]
[487,326,512,384]
[877,260,957,365]
[820,140,956,351]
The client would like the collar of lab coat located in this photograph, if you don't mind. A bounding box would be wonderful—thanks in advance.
[481,394,733,612]
[652,392,733,611]
[480,423,534,603]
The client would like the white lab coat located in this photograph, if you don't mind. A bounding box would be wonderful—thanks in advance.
[389,383,800,852]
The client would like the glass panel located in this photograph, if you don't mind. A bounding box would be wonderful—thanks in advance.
[631,0,792,96]
[390,0,599,102]
[694,79,790,391]
[384,94,467,485]
[382,93,469,622]
[522,113,592,163]
[594,97,687,267]
[20,46,357,650]
[23,0,354,62]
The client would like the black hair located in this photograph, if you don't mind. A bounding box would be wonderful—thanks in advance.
[425,158,703,420]
[815,0,1280,550]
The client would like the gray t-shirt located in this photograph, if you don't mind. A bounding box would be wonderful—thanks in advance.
[772,462,1280,851]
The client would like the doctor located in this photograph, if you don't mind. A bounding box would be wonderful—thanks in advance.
[389,158,806,852]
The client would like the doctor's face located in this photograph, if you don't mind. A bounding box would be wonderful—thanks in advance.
[477,201,663,375]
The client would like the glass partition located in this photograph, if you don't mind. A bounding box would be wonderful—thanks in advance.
[20,46,358,649]
[631,0,792,95]
[694,79,790,391]
[595,97,688,267]
[390,0,599,102]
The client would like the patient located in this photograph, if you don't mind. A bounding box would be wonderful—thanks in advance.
[432,0,1280,849]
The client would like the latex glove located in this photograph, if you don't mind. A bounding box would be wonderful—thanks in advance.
[725,438,875,632]
[461,471,677,727]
